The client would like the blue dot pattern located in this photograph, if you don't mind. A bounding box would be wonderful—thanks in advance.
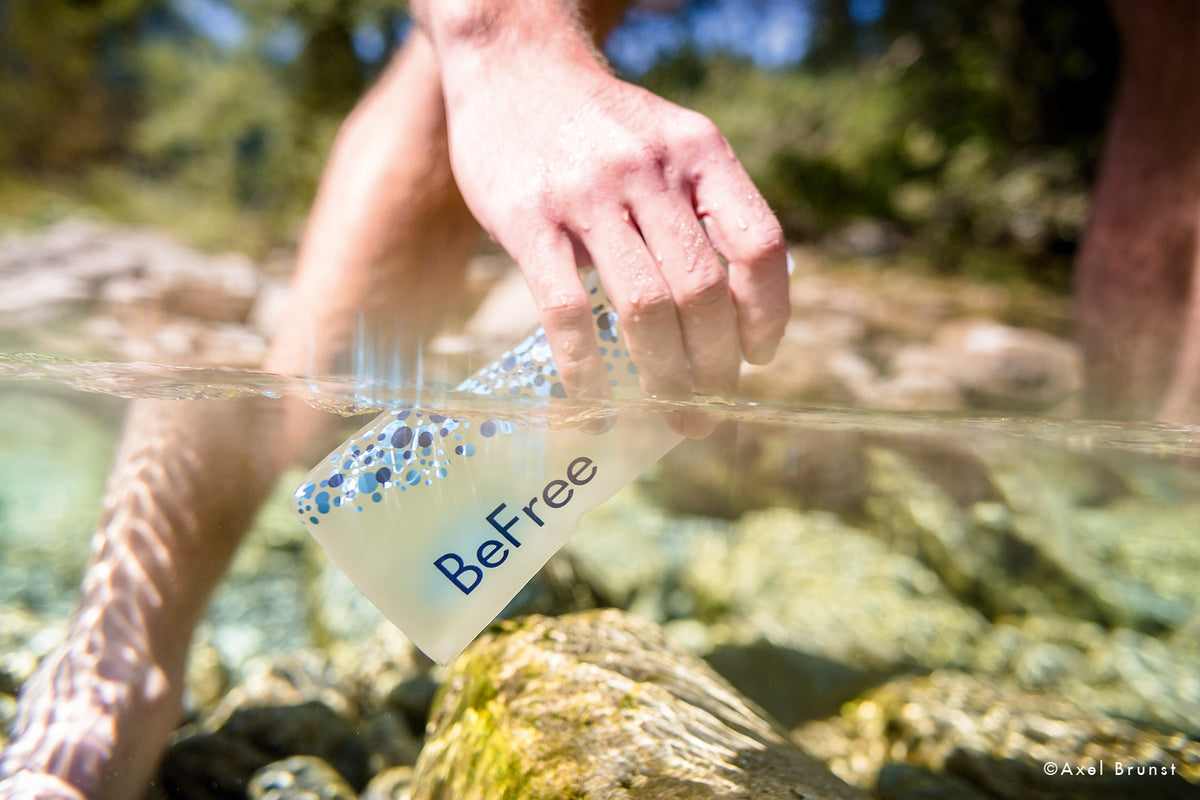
[294,281,637,524]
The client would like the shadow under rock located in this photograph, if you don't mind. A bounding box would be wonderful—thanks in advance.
[706,640,900,729]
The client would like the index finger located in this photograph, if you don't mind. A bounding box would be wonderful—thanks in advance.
[518,229,612,400]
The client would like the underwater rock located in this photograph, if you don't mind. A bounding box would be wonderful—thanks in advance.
[410,609,868,800]
[323,624,434,769]
[863,445,1046,621]
[497,552,611,620]
[205,544,315,668]
[182,639,232,716]
[681,508,987,727]
[248,756,356,800]
[919,318,1082,412]
[0,609,28,751]
[311,554,390,647]
[644,425,872,520]
[863,444,1200,734]
[972,615,1200,738]
[566,485,726,618]
[202,472,328,668]
[361,765,415,800]
[0,608,66,701]
[793,670,1200,799]
[158,653,374,795]
[864,443,1198,630]
[979,445,1198,632]
[158,726,277,798]
[163,698,370,794]
[359,709,424,776]
[332,621,436,722]
[160,626,436,798]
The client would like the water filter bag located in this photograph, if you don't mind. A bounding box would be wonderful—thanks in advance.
[292,277,682,664]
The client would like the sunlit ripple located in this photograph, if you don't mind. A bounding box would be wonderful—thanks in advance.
[2,351,1198,457]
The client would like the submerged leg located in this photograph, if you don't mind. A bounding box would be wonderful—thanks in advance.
[1075,0,1200,421]
[0,399,278,800]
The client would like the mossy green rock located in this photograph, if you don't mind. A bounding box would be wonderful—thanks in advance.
[411,609,867,800]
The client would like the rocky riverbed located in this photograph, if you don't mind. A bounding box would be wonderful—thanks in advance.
[1,223,1198,798]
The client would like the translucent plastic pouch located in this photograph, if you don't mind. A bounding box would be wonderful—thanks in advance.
[293,276,681,663]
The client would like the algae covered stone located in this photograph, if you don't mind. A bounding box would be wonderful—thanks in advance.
[410,608,867,800]
[793,670,1200,798]
[248,755,356,800]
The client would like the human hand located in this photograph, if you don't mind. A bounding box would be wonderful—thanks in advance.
[420,1,790,435]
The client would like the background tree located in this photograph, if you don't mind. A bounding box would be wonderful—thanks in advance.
[0,0,1121,287]
[0,0,170,170]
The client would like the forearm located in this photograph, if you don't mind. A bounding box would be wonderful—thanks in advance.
[411,0,606,91]
[410,0,588,48]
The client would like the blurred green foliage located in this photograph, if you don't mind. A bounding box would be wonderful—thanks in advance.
[646,0,1116,288]
[0,0,163,169]
[0,0,1117,286]
[0,0,406,250]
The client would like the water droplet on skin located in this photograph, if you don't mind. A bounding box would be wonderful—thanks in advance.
[736,218,749,231]
[580,221,592,233]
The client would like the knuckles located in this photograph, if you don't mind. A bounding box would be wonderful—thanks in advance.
[537,291,594,335]
[612,136,668,183]
[744,221,788,266]
[620,287,676,324]
[675,110,726,157]
[679,268,731,313]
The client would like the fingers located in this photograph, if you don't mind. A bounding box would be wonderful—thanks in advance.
[580,205,732,440]
[521,211,725,439]
[511,108,788,419]
[587,218,691,399]
[690,128,790,365]
[520,229,612,400]
[633,201,741,396]
[525,185,775,408]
